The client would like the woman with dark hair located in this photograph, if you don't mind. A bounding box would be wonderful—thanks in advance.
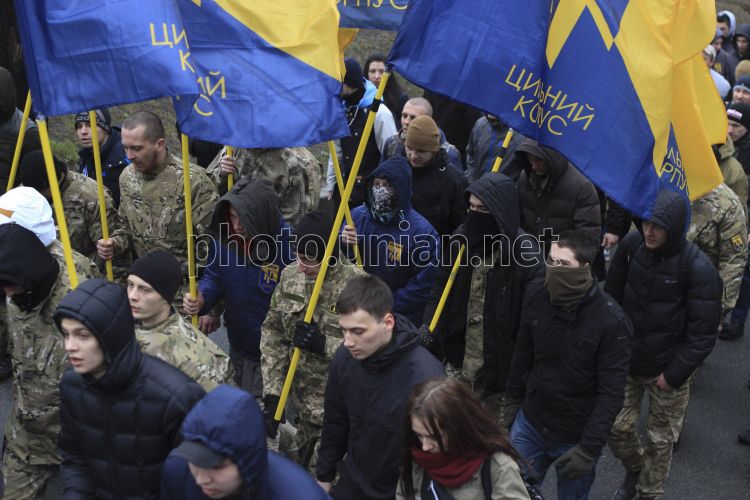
[364,53,409,126]
[398,378,531,500]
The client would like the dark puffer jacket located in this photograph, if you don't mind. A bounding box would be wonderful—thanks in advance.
[410,149,467,238]
[161,385,328,499]
[423,173,544,393]
[604,190,722,388]
[56,278,206,499]
[515,139,601,249]
[77,127,129,207]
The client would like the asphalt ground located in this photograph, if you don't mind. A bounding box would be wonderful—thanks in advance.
[0,323,748,499]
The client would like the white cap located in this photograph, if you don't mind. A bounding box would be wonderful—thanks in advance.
[0,187,56,247]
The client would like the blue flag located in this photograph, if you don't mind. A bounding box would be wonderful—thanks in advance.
[13,0,198,117]
[389,0,725,218]
[171,0,349,148]
[338,1,408,31]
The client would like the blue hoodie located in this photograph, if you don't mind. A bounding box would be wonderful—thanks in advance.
[161,385,329,499]
[347,156,440,325]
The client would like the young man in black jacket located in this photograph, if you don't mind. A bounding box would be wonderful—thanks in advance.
[315,275,444,500]
[55,278,205,498]
[503,230,632,500]
[605,189,722,500]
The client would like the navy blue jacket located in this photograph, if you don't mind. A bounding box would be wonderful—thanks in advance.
[198,179,293,361]
[347,157,440,326]
[161,385,329,499]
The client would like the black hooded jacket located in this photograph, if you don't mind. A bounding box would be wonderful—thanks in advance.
[316,315,444,500]
[422,173,544,393]
[410,149,468,238]
[56,278,205,499]
[605,190,722,388]
[515,139,601,248]
[0,223,59,312]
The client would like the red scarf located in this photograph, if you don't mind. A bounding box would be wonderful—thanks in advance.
[411,447,485,488]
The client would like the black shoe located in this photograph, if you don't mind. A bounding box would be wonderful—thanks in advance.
[719,321,745,340]
[738,429,750,445]
[612,470,639,500]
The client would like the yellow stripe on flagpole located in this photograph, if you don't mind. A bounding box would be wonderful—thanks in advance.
[89,111,114,281]
[6,91,32,192]
[38,118,78,289]
[181,134,198,328]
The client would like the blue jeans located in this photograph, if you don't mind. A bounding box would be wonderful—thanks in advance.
[510,410,598,500]
[731,261,750,325]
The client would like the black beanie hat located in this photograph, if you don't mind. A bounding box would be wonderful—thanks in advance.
[728,102,750,130]
[344,58,365,90]
[293,210,338,264]
[74,108,112,134]
[18,150,67,191]
[128,250,182,303]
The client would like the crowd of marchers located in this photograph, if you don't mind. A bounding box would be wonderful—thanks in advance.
[0,11,747,499]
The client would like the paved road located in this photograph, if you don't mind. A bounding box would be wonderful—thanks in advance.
[0,326,748,499]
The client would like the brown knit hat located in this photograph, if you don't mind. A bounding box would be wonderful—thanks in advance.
[405,115,440,152]
[736,60,750,83]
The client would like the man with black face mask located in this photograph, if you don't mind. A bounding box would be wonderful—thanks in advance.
[503,230,632,499]
[421,172,544,416]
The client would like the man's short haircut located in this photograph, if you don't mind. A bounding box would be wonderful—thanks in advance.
[554,230,599,266]
[336,275,393,321]
[405,97,433,116]
[122,111,165,143]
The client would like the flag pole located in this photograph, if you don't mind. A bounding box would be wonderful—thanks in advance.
[428,130,514,332]
[38,117,79,289]
[6,91,32,192]
[181,134,198,328]
[328,141,362,267]
[225,146,234,190]
[89,111,114,281]
[274,72,392,421]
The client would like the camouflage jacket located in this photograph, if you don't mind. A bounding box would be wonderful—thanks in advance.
[135,312,232,392]
[260,259,364,426]
[112,155,218,278]
[5,242,98,464]
[208,147,320,226]
[687,183,748,313]
[60,170,126,274]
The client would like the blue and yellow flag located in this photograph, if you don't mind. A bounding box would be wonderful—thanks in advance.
[13,0,198,116]
[171,0,349,148]
[389,0,726,217]
[338,1,408,30]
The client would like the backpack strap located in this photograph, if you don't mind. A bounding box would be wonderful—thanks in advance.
[480,458,493,500]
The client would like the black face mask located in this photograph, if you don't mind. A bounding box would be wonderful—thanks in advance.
[464,211,500,252]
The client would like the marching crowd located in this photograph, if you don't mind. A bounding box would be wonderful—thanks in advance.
[0,9,748,500]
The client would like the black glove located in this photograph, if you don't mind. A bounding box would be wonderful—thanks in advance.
[554,445,595,480]
[500,397,522,430]
[262,395,285,439]
[416,324,434,348]
[293,320,326,355]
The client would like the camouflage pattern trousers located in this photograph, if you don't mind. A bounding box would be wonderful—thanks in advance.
[1,446,56,500]
[608,373,691,498]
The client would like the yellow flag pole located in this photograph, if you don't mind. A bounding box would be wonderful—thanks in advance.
[89,111,114,282]
[225,146,234,190]
[328,141,362,268]
[428,130,514,332]
[275,73,392,421]
[38,118,79,289]
[6,91,32,192]
[181,134,198,328]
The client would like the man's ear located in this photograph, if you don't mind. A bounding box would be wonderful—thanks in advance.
[383,312,395,331]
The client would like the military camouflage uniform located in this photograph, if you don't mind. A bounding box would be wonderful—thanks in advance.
[112,155,217,308]
[609,373,692,498]
[718,137,749,217]
[135,311,232,391]
[687,183,748,314]
[59,170,128,279]
[446,254,504,416]
[260,258,364,469]
[2,242,98,500]
[207,147,320,226]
